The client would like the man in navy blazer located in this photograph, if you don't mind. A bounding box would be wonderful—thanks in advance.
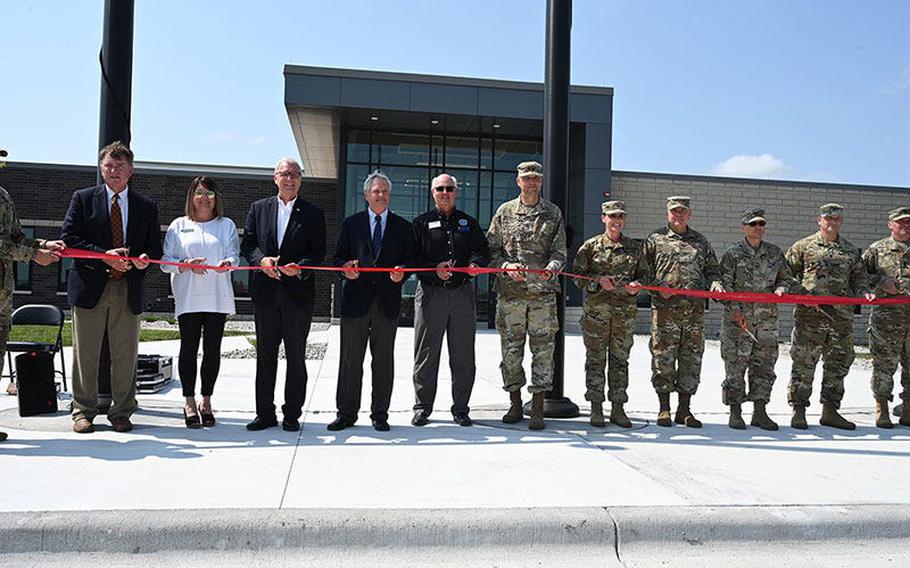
[328,171,415,432]
[61,141,162,434]
[241,157,326,432]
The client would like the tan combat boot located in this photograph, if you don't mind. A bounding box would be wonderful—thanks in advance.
[610,402,632,428]
[791,405,808,429]
[751,401,779,431]
[528,392,545,430]
[675,393,702,428]
[590,402,606,427]
[502,390,523,424]
[901,402,910,427]
[657,393,672,427]
[819,403,856,430]
[875,399,893,429]
[728,403,746,430]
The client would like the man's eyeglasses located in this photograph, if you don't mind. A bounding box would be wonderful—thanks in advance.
[747,220,766,227]
[276,171,301,179]
[434,185,456,193]
[193,189,216,198]
[606,213,625,219]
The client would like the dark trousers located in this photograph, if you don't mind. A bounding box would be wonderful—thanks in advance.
[253,287,314,421]
[177,312,227,397]
[412,281,477,416]
[336,297,399,422]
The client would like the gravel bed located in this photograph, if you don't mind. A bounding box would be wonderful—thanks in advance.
[141,320,331,333]
[222,342,328,360]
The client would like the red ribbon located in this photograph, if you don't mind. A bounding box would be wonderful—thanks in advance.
[60,248,910,306]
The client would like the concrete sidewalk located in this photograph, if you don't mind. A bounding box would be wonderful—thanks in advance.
[1,325,909,563]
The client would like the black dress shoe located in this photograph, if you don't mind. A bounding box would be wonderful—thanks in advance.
[372,419,391,432]
[326,417,355,431]
[246,416,278,431]
[411,411,430,426]
[282,418,300,432]
[453,414,473,427]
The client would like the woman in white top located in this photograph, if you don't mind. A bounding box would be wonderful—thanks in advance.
[162,177,239,428]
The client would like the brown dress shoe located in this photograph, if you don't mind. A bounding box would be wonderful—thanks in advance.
[73,418,95,434]
[110,417,134,433]
[0,430,8,442]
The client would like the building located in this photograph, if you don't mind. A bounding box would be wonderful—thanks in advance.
[2,66,907,341]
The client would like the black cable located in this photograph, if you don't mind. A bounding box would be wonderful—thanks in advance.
[98,47,132,144]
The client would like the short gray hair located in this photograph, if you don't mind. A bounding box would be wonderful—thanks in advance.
[363,171,392,194]
[431,172,458,191]
[275,157,303,175]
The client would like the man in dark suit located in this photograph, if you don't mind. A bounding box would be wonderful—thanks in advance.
[61,141,162,434]
[328,171,415,432]
[241,157,326,432]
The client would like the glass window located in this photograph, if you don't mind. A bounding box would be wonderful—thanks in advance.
[381,165,430,221]
[452,169,479,220]
[373,132,430,167]
[479,138,493,170]
[444,136,479,168]
[430,135,444,168]
[345,164,371,217]
[58,257,74,292]
[231,257,251,298]
[14,228,34,291]
[492,171,517,213]
[478,171,493,228]
[493,139,543,172]
[346,130,371,163]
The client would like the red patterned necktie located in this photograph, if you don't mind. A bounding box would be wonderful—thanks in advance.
[110,193,124,280]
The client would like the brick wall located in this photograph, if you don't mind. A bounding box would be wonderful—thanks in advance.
[2,162,338,319]
[604,171,910,343]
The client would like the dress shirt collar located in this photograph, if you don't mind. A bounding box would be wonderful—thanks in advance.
[368,208,388,230]
[105,184,129,202]
[277,195,297,210]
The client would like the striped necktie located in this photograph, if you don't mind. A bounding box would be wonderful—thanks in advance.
[371,214,382,258]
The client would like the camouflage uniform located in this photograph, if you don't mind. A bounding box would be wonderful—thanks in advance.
[0,185,41,378]
[719,235,793,405]
[487,192,567,395]
[786,216,869,409]
[643,208,721,396]
[862,211,910,403]
[573,223,648,404]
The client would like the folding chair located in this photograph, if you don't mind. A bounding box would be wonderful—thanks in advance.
[5,304,67,391]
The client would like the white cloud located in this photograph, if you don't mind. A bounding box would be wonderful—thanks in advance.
[204,130,268,145]
[712,153,791,178]
[878,66,910,96]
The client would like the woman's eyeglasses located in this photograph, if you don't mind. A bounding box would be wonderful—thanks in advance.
[193,189,216,198]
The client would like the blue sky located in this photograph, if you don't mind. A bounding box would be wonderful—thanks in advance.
[2,0,908,187]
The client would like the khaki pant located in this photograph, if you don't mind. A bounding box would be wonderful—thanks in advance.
[71,280,139,422]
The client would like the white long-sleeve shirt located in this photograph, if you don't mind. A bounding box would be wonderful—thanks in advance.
[161,216,239,317]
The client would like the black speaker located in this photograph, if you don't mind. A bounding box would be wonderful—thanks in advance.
[16,351,58,417]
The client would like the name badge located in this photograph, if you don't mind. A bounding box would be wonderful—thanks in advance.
[428,221,442,229]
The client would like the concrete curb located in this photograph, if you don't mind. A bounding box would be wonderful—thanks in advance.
[2,505,909,556]
[0,508,611,555]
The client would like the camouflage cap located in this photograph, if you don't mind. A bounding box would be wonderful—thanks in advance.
[741,207,766,225]
[516,161,543,178]
[889,207,910,221]
[601,200,626,215]
[667,196,691,210]
[819,203,844,218]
